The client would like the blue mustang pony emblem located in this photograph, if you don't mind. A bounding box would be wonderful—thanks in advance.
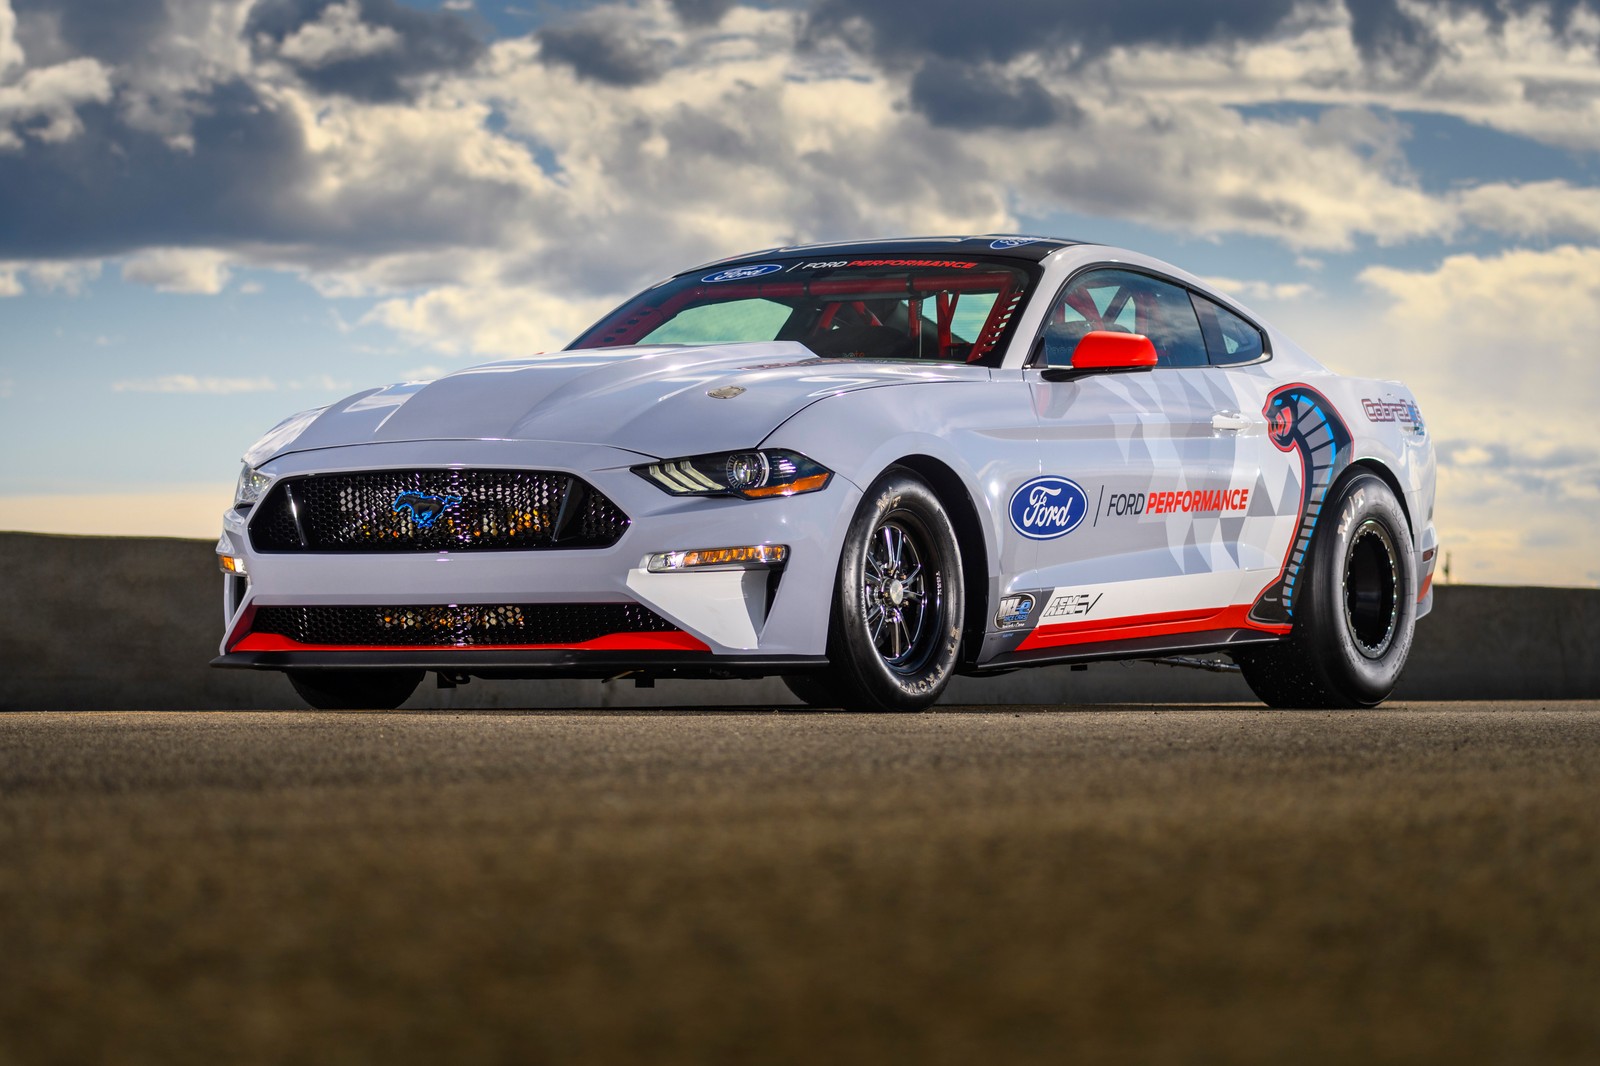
[393,491,463,529]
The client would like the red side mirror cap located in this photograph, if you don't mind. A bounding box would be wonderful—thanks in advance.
[1072,331,1159,370]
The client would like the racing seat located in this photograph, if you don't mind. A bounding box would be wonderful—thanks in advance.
[806,323,917,360]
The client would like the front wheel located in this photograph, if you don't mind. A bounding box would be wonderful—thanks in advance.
[808,469,965,712]
[1238,471,1416,708]
[287,669,424,710]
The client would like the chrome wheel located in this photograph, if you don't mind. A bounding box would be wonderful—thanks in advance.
[1343,518,1399,659]
[862,520,935,669]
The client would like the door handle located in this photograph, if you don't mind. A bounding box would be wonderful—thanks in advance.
[1212,411,1251,432]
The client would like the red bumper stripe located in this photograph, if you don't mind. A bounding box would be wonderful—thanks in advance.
[229,630,710,654]
[1017,603,1289,652]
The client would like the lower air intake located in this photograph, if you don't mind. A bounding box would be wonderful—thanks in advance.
[251,603,679,647]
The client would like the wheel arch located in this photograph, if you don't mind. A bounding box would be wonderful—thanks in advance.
[889,453,992,668]
[1345,457,1414,539]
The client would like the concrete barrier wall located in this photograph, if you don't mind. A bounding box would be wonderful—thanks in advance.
[2,531,1596,711]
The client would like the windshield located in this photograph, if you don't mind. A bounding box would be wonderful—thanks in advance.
[569,256,1038,365]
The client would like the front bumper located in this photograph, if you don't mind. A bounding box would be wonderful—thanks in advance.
[215,438,859,673]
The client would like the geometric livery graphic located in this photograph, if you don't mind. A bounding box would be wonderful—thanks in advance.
[1249,384,1353,626]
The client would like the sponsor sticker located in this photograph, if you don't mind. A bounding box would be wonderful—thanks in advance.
[1103,488,1251,518]
[844,258,977,269]
[995,594,1036,630]
[990,237,1041,250]
[701,263,784,283]
[1361,397,1425,433]
[1040,590,1103,620]
[1009,476,1089,540]
[793,260,850,270]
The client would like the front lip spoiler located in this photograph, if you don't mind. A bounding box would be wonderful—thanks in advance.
[211,650,829,681]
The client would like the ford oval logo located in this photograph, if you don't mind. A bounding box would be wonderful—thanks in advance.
[990,237,1040,250]
[1009,476,1088,540]
[702,263,783,283]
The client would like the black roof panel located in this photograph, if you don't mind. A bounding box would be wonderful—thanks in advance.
[687,234,1085,276]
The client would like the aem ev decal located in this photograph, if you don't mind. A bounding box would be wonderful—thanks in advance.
[702,263,783,283]
[393,491,463,529]
[1040,590,1103,620]
[1009,476,1089,540]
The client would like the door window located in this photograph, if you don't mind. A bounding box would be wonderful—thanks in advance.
[1039,269,1208,368]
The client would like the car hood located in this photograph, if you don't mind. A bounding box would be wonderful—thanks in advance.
[256,342,978,463]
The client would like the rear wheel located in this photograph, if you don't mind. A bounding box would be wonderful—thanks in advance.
[287,669,424,710]
[1238,471,1416,708]
[795,469,964,712]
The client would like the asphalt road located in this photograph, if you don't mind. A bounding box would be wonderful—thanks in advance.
[3,702,1598,1065]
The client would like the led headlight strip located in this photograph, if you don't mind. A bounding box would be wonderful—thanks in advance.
[634,449,832,499]
[646,544,788,572]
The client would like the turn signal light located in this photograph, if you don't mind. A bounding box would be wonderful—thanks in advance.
[646,544,789,573]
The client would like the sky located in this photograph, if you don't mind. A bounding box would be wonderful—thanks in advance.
[0,0,1597,587]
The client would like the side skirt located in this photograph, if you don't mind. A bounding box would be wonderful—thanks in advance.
[963,628,1283,675]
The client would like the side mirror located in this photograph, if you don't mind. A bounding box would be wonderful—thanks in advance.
[1041,330,1158,381]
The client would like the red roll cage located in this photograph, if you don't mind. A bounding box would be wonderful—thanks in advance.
[574,271,1027,363]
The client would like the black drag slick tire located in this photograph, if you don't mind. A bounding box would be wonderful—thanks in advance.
[814,469,964,713]
[287,669,424,710]
[1238,471,1416,709]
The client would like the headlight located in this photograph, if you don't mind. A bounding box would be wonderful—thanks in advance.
[234,464,271,509]
[634,449,833,499]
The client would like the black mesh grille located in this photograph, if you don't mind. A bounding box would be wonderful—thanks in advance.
[251,603,679,647]
[249,469,629,552]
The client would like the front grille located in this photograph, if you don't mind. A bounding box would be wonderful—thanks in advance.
[249,469,629,552]
[251,603,679,647]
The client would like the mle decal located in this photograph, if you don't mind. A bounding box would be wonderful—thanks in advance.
[1009,476,1088,540]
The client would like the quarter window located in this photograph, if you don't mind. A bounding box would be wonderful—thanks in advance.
[1192,294,1267,366]
[1038,269,1208,369]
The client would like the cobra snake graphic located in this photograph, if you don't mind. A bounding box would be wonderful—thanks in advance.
[1249,385,1352,627]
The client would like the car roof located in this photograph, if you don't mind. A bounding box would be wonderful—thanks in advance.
[687,235,1087,275]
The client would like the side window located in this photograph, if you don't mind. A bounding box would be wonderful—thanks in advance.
[1038,269,1208,369]
[1192,294,1267,366]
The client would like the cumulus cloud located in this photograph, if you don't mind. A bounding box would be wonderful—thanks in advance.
[121,247,234,293]
[1202,277,1315,302]
[1455,180,1600,242]
[368,281,619,357]
[24,258,99,294]
[0,0,22,75]
[248,0,483,101]
[1301,244,1600,585]
[536,19,666,86]
[0,54,112,148]
[276,0,401,68]
[113,374,278,394]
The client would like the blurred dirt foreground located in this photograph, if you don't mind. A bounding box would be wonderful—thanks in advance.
[2,704,1599,1064]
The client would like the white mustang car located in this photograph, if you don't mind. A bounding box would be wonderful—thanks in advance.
[213,236,1437,711]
